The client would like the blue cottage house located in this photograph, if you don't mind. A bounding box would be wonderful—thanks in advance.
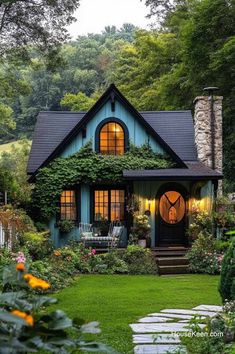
[27,84,223,248]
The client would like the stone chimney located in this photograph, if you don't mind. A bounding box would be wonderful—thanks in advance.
[194,91,223,174]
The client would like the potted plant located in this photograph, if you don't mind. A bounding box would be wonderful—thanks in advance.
[57,220,75,234]
[130,214,151,248]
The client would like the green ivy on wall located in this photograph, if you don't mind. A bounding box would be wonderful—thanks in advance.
[32,142,174,220]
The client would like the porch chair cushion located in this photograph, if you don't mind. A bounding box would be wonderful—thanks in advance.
[81,236,113,241]
[81,232,93,239]
[111,226,123,237]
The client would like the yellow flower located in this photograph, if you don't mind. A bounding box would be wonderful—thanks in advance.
[11,310,34,326]
[24,273,34,281]
[16,263,25,271]
[24,273,50,290]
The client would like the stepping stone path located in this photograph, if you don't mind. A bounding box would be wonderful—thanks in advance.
[130,304,222,353]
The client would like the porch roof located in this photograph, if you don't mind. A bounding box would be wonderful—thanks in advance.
[123,161,223,181]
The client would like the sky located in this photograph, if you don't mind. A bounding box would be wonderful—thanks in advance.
[68,0,152,38]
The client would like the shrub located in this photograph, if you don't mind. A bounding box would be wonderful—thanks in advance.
[215,239,231,253]
[19,230,53,260]
[182,300,235,353]
[219,238,235,302]
[30,258,76,291]
[57,220,75,233]
[187,211,213,242]
[187,232,223,274]
[0,248,13,272]
[100,251,128,274]
[122,245,157,274]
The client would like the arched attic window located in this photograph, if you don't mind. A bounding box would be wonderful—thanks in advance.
[98,120,127,155]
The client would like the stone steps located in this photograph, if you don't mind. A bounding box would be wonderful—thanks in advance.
[157,257,189,266]
[152,247,189,275]
[153,250,188,257]
[158,264,189,275]
[130,304,223,354]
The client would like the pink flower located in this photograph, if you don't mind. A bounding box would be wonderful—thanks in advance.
[14,252,26,264]
[88,249,96,257]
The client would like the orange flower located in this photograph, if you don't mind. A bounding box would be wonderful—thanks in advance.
[11,310,34,326]
[16,263,25,271]
[54,250,61,257]
[25,315,34,326]
[24,273,50,290]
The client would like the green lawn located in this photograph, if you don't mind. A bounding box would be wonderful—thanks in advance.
[52,274,221,353]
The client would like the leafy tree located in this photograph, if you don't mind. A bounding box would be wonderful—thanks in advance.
[113,0,235,190]
[0,0,80,57]
[61,92,96,111]
[0,104,14,134]
[0,58,30,137]
[2,25,138,141]
[0,140,32,207]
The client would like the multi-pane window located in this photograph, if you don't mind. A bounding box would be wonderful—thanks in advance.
[110,190,125,221]
[99,122,125,155]
[60,190,76,220]
[94,189,125,221]
[94,190,109,221]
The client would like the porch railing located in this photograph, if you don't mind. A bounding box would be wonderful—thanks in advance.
[0,223,13,249]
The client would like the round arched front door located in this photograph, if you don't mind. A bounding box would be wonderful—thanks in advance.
[156,186,188,246]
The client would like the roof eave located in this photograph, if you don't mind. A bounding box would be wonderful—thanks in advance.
[123,175,223,181]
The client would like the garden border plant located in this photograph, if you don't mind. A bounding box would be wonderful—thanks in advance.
[32,141,174,220]
[0,262,113,353]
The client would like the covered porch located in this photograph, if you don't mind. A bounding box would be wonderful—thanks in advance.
[123,161,222,248]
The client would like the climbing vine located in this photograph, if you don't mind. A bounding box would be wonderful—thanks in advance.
[32,142,174,220]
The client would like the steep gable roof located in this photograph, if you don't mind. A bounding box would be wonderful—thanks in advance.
[28,84,193,177]
[141,111,197,161]
[27,112,85,175]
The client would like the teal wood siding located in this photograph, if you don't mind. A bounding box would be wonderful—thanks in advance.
[49,184,90,248]
[61,100,165,158]
[81,184,90,223]
[49,216,80,248]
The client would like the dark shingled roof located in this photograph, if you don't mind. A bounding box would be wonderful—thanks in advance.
[27,112,85,174]
[123,161,223,180]
[141,111,197,162]
[27,110,197,174]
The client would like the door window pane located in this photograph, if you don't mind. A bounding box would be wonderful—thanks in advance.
[159,191,185,224]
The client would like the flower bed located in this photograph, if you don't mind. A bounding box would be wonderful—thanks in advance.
[0,243,157,292]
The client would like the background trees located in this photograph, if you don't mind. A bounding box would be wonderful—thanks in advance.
[0,0,234,192]
[0,0,80,57]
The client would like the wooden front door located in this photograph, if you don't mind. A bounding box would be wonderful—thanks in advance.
[156,185,187,246]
